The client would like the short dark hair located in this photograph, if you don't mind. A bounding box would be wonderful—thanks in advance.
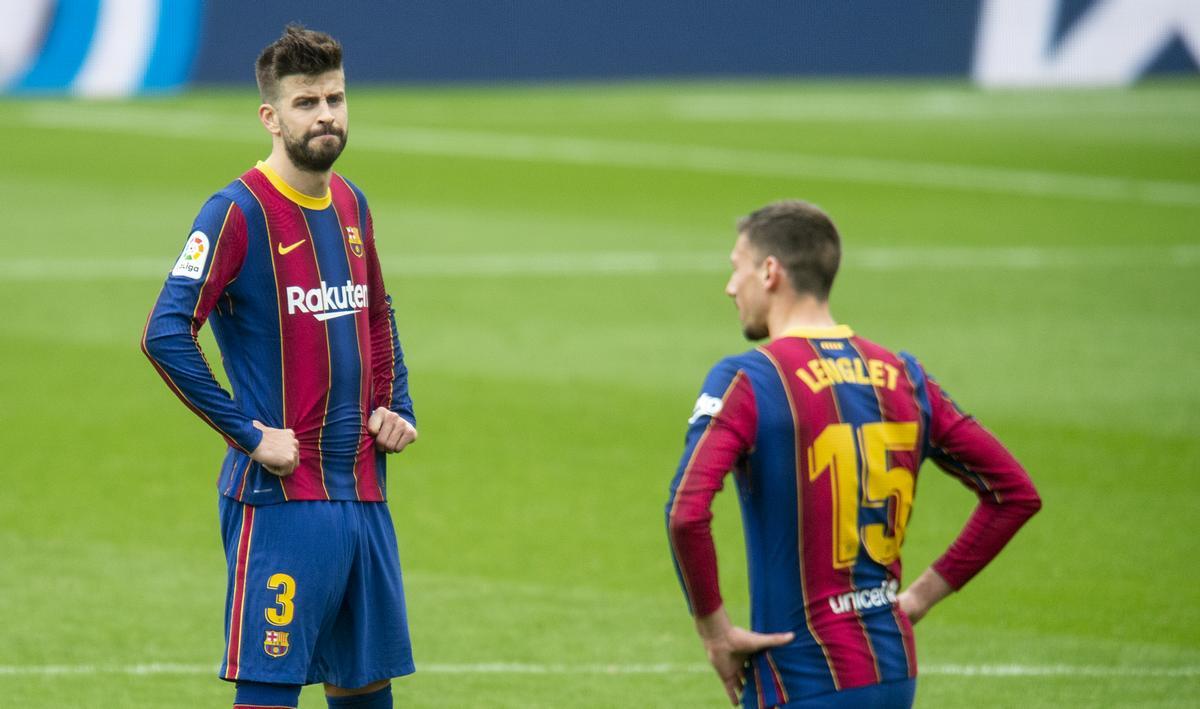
[255,24,342,103]
[737,200,841,301]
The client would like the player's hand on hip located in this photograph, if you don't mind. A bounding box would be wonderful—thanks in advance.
[368,407,418,453]
[897,589,927,623]
[250,420,300,476]
[898,568,954,625]
[696,607,794,706]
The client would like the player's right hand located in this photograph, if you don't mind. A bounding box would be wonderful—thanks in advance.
[703,626,795,706]
[695,607,794,706]
[250,420,300,476]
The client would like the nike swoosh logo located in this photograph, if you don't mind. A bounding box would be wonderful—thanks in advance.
[277,240,307,255]
[313,309,360,321]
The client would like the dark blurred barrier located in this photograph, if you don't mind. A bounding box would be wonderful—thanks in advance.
[3,0,1197,96]
[192,1,983,83]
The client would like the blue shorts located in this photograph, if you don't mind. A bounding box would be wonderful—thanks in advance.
[746,678,916,709]
[217,496,414,688]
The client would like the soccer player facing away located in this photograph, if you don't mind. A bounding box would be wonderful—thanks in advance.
[142,26,417,709]
[666,201,1042,708]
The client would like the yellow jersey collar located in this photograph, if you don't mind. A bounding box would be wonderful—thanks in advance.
[780,324,854,339]
[255,161,332,210]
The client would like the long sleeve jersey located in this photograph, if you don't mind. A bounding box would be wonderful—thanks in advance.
[142,162,413,505]
[666,325,1041,705]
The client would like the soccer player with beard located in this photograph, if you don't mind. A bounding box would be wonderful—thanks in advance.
[666,201,1042,708]
[143,25,416,709]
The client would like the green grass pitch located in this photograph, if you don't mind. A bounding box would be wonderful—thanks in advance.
[0,80,1197,707]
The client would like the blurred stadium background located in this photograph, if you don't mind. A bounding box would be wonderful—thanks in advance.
[1,1,1197,707]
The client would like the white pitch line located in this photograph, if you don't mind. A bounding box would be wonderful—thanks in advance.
[0,246,1195,282]
[669,92,1200,122]
[0,663,213,677]
[22,105,1200,208]
[420,663,1200,679]
[0,662,1196,678]
[348,128,1200,209]
[922,664,1200,679]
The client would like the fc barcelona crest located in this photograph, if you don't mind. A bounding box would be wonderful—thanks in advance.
[346,226,364,258]
[264,630,290,658]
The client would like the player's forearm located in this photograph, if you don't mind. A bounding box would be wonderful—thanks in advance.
[926,392,1042,589]
[694,604,734,641]
[142,320,261,453]
[898,568,953,623]
[667,368,753,621]
[370,352,413,422]
[668,515,724,617]
[387,354,415,425]
[368,295,413,418]
[932,497,1041,589]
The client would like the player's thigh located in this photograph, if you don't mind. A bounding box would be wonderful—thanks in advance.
[311,501,413,688]
[219,497,355,684]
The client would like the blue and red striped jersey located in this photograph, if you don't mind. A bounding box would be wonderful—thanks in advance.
[143,163,413,504]
[667,325,1040,705]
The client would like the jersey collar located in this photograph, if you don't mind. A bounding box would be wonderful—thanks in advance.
[255,161,332,210]
[779,324,854,339]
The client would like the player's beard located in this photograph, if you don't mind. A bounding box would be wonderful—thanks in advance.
[738,298,770,341]
[283,123,348,173]
[742,321,769,341]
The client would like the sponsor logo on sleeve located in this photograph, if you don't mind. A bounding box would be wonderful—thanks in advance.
[171,231,209,279]
[689,393,724,424]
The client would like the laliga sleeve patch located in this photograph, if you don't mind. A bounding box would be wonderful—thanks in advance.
[689,393,724,424]
[171,231,210,280]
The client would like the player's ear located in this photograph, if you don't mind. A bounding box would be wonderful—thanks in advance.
[259,103,281,136]
[762,256,784,291]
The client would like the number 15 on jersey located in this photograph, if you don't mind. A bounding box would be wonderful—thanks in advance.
[807,422,919,568]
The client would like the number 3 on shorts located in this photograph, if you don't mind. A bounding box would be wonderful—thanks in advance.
[265,573,296,626]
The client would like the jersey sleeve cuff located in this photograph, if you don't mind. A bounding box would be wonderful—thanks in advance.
[393,406,416,428]
[230,421,263,454]
[930,557,969,591]
[690,594,724,619]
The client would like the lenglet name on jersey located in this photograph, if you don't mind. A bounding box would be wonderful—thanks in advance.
[828,579,899,615]
[286,280,368,320]
[796,356,900,394]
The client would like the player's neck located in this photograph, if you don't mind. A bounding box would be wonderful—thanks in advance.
[767,297,837,338]
[263,152,332,198]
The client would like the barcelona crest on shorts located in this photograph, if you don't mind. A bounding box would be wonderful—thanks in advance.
[346,226,364,258]
[264,630,290,658]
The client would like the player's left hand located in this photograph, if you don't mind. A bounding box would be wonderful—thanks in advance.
[367,407,418,453]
